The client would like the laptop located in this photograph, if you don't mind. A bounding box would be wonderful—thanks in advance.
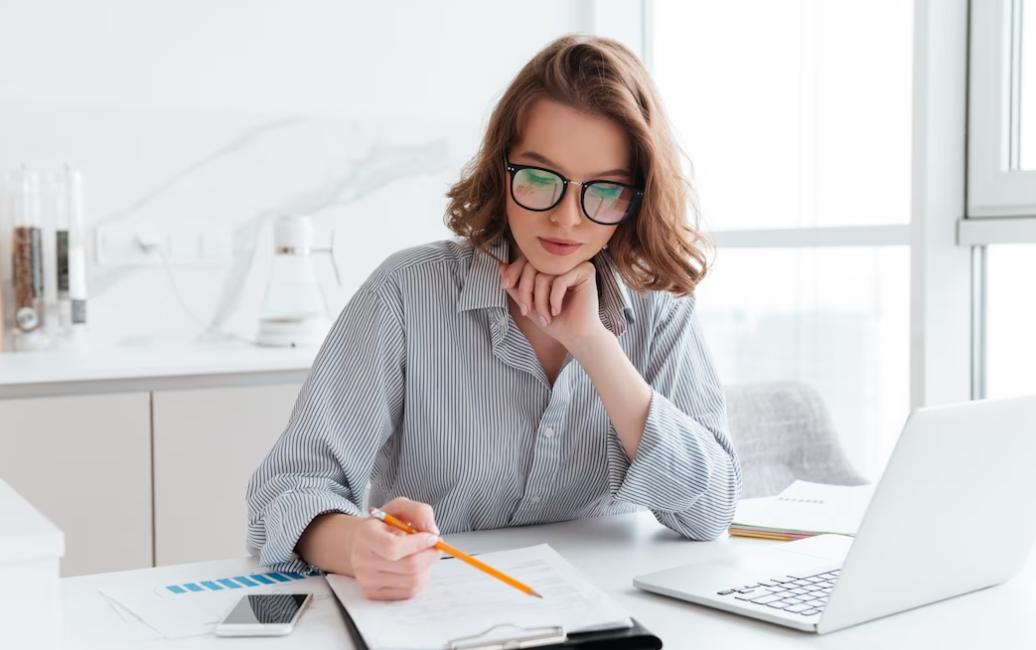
[633,394,1036,634]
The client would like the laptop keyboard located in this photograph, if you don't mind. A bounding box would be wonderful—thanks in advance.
[716,569,841,616]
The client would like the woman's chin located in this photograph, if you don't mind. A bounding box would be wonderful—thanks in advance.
[527,254,586,276]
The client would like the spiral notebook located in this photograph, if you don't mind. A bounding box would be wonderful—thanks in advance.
[326,544,661,650]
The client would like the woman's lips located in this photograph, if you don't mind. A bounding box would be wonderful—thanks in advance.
[538,237,581,256]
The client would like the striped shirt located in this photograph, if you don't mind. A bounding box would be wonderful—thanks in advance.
[246,238,742,572]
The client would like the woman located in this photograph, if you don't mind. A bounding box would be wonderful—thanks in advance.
[246,35,741,601]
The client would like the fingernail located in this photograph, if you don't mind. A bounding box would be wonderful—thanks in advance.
[501,278,510,289]
[539,316,548,327]
[520,303,528,315]
[427,535,439,548]
[552,306,559,317]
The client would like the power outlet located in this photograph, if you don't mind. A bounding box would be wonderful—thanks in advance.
[96,226,233,267]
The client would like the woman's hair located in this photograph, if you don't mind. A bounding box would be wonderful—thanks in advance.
[445,34,709,296]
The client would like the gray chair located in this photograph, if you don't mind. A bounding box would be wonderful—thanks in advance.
[724,382,869,499]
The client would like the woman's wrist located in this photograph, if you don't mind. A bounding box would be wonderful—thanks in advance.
[566,323,615,362]
[296,512,363,576]
[568,324,653,460]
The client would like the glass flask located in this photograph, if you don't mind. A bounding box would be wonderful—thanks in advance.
[257,215,331,347]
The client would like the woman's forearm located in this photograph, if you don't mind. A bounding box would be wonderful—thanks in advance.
[570,330,653,460]
[296,513,364,576]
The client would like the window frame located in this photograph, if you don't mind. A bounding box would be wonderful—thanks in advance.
[968,0,1036,218]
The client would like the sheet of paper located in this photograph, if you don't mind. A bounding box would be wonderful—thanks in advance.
[732,480,875,535]
[99,572,331,639]
[328,544,632,650]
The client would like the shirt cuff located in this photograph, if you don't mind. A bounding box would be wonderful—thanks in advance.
[255,490,362,573]
[612,389,719,512]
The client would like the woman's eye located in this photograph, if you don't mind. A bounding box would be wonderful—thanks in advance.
[525,172,558,186]
[590,185,622,201]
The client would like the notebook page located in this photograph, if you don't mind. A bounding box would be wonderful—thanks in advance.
[327,544,632,650]
[733,480,875,535]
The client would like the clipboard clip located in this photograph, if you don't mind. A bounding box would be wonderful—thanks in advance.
[448,623,567,650]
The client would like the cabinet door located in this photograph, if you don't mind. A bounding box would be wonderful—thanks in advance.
[0,392,152,577]
[153,383,302,566]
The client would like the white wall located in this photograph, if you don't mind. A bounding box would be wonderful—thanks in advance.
[0,0,592,347]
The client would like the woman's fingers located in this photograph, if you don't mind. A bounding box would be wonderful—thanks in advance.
[549,276,571,318]
[380,497,439,535]
[368,569,432,591]
[374,547,443,576]
[534,274,553,325]
[501,257,565,324]
[368,526,439,562]
[550,263,594,317]
[350,505,447,601]
[500,257,525,290]
[364,585,427,601]
[517,262,538,316]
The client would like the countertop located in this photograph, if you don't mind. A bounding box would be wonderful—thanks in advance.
[0,343,319,399]
[0,476,64,563]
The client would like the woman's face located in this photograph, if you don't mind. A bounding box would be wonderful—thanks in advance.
[506,98,634,275]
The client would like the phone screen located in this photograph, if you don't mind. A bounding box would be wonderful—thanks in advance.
[222,594,309,625]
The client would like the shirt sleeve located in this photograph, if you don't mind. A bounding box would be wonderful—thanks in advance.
[610,294,742,540]
[245,278,406,572]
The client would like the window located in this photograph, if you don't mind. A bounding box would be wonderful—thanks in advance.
[651,0,914,478]
[1021,0,1036,169]
[969,0,1036,216]
[654,0,913,230]
[985,244,1036,398]
[694,247,909,475]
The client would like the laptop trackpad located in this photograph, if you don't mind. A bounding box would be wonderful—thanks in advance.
[634,534,854,596]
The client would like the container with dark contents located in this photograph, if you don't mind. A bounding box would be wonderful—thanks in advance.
[8,167,45,336]
[12,225,44,332]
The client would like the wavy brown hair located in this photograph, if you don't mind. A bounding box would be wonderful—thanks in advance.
[445,34,708,296]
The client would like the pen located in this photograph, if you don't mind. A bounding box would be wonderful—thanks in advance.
[368,507,543,599]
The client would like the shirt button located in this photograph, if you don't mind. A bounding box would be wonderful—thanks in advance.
[543,427,555,439]
[530,496,541,504]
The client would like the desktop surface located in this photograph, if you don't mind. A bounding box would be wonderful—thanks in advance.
[60,511,1036,649]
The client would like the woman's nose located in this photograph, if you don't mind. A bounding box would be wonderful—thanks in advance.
[550,185,583,227]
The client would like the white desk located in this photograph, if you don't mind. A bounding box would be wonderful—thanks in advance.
[61,511,1036,649]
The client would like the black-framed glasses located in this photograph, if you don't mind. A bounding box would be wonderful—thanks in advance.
[505,158,644,225]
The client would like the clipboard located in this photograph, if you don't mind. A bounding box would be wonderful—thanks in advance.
[334,597,663,650]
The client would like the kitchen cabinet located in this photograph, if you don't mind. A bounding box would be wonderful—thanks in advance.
[0,392,152,577]
[152,383,303,566]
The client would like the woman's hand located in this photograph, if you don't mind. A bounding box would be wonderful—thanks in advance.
[498,254,608,351]
[348,497,442,600]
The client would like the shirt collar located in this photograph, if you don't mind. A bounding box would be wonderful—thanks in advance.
[457,239,510,313]
[592,248,635,336]
[457,240,634,336]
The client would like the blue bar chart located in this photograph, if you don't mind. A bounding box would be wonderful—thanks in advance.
[164,570,321,595]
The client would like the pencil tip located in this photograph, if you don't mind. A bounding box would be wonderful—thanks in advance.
[531,590,543,599]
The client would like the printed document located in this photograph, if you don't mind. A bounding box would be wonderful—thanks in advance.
[327,544,632,650]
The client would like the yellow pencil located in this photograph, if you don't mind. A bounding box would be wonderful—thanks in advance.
[368,507,542,598]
